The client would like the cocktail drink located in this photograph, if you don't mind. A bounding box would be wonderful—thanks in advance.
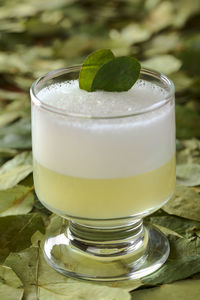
[31,66,175,280]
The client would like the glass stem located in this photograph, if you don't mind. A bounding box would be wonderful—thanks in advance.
[67,219,147,258]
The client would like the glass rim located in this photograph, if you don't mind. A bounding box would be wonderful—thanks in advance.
[30,66,175,120]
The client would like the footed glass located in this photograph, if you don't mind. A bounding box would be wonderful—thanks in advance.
[30,66,176,281]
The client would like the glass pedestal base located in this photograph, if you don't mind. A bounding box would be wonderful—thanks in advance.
[43,220,169,281]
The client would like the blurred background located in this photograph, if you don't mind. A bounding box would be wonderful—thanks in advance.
[0,0,200,154]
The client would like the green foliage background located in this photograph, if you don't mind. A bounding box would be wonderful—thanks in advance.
[0,0,200,299]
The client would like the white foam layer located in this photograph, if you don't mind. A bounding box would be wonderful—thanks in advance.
[37,80,168,117]
[32,80,175,178]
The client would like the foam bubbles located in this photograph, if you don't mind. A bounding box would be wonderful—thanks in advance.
[38,79,168,117]
[32,79,175,178]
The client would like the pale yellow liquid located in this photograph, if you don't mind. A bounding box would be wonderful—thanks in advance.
[33,156,175,219]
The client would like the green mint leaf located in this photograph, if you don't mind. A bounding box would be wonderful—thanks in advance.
[79,49,115,92]
[91,56,141,92]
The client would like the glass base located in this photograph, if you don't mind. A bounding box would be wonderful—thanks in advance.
[43,220,169,281]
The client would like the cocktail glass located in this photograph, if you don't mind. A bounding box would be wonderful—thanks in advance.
[30,66,175,281]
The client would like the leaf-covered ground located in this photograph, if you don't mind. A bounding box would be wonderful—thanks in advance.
[0,0,200,299]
